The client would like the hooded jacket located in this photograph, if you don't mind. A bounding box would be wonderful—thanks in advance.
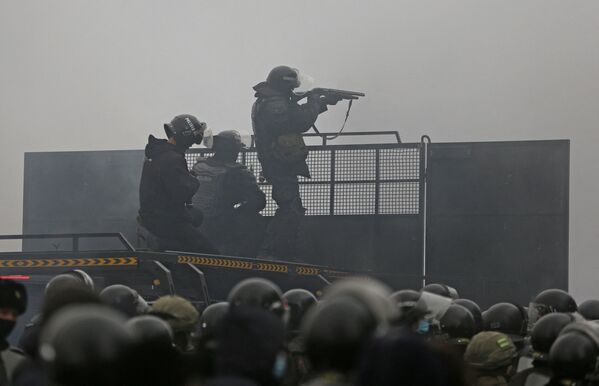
[251,82,325,178]
[139,135,199,224]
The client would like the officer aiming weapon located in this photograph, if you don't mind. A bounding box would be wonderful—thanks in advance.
[292,88,366,141]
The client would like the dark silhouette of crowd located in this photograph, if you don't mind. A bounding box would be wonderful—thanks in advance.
[0,271,597,386]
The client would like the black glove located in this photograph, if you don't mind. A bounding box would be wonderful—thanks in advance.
[322,95,343,106]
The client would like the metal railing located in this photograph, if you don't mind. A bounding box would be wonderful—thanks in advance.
[0,233,136,252]
[186,132,422,216]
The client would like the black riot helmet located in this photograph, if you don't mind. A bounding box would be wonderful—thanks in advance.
[529,289,578,329]
[440,304,476,344]
[422,283,459,300]
[64,269,95,291]
[302,296,378,373]
[324,277,397,327]
[531,313,576,354]
[126,314,174,349]
[283,289,317,334]
[454,299,483,333]
[227,278,286,320]
[164,114,207,150]
[266,65,300,91]
[389,289,427,327]
[483,302,528,341]
[199,301,229,339]
[549,322,599,380]
[45,274,85,298]
[212,130,245,160]
[99,284,150,318]
[0,279,27,316]
[578,300,599,321]
[39,304,132,386]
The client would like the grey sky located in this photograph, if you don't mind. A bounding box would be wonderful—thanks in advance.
[1,1,598,299]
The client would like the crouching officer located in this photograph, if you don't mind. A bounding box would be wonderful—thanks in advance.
[138,114,219,254]
[0,279,28,384]
[191,130,266,256]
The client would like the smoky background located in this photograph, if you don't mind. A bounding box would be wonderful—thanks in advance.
[0,1,597,299]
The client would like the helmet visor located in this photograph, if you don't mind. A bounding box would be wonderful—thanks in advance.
[527,302,552,332]
[281,68,301,89]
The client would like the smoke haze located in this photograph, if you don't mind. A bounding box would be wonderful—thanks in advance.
[1,1,598,298]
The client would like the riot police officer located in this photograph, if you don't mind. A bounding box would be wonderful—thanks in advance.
[282,289,317,386]
[191,130,266,256]
[0,279,27,384]
[138,114,219,254]
[465,331,518,386]
[251,66,340,259]
[508,313,575,386]
[150,295,200,353]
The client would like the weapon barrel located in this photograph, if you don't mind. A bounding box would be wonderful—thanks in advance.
[313,88,365,97]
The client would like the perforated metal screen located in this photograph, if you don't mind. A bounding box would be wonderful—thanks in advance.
[186,144,422,216]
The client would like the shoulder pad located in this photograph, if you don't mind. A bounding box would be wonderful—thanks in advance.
[261,96,289,115]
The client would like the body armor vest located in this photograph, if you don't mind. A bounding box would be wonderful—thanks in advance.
[192,160,229,218]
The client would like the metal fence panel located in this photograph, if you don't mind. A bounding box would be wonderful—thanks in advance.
[185,143,422,216]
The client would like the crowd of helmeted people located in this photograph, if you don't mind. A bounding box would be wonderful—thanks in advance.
[1,271,599,386]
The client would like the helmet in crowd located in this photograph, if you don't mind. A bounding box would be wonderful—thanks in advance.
[549,322,599,380]
[454,298,483,333]
[63,269,95,291]
[389,289,427,327]
[45,274,85,298]
[529,289,577,329]
[302,296,378,373]
[163,114,207,149]
[283,289,317,334]
[215,304,287,385]
[464,331,518,371]
[227,278,286,320]
[440,303,476,344]
[99,284,149,317]
[483,302,528,340]
[530,313,575,355]
[390,289,420,308]
[151,295,199,333]
[578,299,599,321]
[266,65,300,90]
[213,130,245,152]
[324,277,397,327]
[126,314,173,349]
[422,283,459,300]
[151,295,200,352]
[0,278,27,316]
[39,304,131,386]
[199,301,229,339]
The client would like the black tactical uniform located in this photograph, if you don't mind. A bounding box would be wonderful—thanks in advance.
[192,131,266,256]
[251,66,328,259]
[138,114,219,254]
[0,279,28,385]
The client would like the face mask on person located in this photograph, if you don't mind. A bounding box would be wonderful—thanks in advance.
[272,352,287,380]
[417,319,430,334]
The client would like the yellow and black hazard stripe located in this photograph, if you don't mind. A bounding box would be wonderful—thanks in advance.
[255,263,288,273]
[0,257,137,268]
[178,255,352,278]
[178,256,253,270]
[295,266,320,276]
